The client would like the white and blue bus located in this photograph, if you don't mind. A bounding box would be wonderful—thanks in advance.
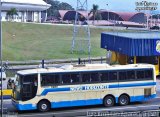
[12,64,156,112]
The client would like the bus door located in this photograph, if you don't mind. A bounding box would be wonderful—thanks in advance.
[21,74,38,101]
[22,82,33,101]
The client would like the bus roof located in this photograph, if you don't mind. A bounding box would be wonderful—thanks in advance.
[17,64,155,75]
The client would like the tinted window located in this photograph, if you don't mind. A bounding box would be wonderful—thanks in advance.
[90,73,99,82]
[108,71,117,81]
[119,71,127,81]
[23,74,37,83]
[137,71,145,79]
[82,73,91,83]
[61,74,71,84]
[127,71,135,80]
[100,72,108,81]
[145,70,153,79]
[70,73,80,83]
[41,74,60,86]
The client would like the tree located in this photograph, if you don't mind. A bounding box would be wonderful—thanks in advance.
[47,0,60,17]
[58,2,74,10]
[89,4,101,25]
[7,8,18,21]
[44,0,74,18]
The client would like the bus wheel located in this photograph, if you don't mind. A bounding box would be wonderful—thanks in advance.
[103,96,115,107]
[38,100,50,112]
[119,95,129,106]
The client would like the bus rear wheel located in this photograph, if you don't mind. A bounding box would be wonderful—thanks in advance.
[103,96,115,107]
[118,95,129,106]
[38,100,50,112]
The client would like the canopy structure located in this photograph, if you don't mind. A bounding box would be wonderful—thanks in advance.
[101,32,160,56]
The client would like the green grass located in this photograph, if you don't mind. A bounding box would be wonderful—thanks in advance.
[1,22,125,61]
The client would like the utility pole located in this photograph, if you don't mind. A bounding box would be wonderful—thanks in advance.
[0,0,3,116]
[106,4,109,25]
[71,0,91,62]
[45,0,48,22]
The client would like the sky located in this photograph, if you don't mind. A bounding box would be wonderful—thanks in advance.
[57,0,160,13]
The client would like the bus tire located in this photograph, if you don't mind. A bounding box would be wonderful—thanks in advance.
[118,94,129,106]
[103,95,115,107]
[38,100,50,112]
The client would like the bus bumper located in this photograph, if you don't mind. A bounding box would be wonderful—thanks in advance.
[12,99,37,111]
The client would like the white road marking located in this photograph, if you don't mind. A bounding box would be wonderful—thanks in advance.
[85,105,160,112]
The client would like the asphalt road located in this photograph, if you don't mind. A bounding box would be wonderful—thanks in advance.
[2,97,160,117]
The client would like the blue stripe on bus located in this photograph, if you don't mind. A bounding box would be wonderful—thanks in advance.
[130,94,156,102]
[41,87,70,95]
[12,94,156,110]
[51,99,103,108]
[41,82,156,95]
[12,101,37,110]
[109,82,156,88]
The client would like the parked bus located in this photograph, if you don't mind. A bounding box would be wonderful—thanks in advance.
[12,64,156,112]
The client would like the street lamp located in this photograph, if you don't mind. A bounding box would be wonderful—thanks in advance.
[0,0,3,116]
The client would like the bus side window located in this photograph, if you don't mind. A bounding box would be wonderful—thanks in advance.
[41,74,60,86]
[90,72,99,82]
[82,73,91,83]
[100,72,108,82]
[137,71,145,80]
[61,74,71,84]
[119,71,127,81]
[41,75,46,86]
[145,70,153,79]
[70,73,80,83]
[108,71,117,81]
[54,75,60,84]
[127,71,135,80]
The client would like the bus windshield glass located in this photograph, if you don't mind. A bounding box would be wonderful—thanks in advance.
[12,74,22,100]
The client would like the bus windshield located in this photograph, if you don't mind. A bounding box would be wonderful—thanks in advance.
[12,74,38,101]
[12,74,22,100]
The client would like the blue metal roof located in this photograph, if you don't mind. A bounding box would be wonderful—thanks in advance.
[101,32,160,56]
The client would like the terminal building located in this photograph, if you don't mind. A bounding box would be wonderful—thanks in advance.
[58,10,160,28]
[1,0,51,22]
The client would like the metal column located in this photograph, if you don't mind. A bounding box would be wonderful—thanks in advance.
[0,0,3,116]
[71,0,91,61]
